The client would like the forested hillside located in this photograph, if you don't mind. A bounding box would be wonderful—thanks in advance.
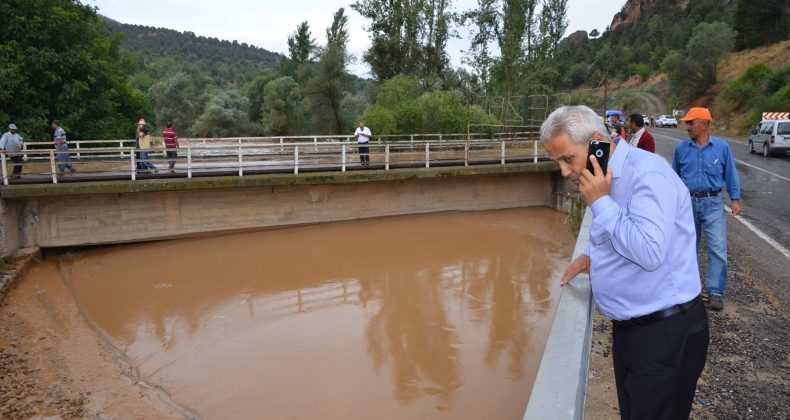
[2,0,787,141]
[103,18,282,88]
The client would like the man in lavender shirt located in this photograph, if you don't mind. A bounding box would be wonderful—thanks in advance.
[542,105,708,420]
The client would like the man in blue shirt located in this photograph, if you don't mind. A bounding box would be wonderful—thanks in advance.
[542,105,708,420]
[672,107,741,311]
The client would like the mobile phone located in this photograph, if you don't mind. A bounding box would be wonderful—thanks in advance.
[587,140,610,174]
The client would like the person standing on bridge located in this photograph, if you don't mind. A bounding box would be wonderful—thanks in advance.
[627,114,655,153]
[543,105,708,420]
[135,119,157,173]
[672,107,741,311]
[1,123,24,179]
[354,121,371,167]
[51,120,76,174]
[162,122,179,173]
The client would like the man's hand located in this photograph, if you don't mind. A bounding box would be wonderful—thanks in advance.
[579,155,612,205]
[731,199,741,216]
[560,254,591,286]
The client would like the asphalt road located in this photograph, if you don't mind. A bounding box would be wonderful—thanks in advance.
[649,126,790,314]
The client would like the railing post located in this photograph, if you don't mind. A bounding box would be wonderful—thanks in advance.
[501,140,506,165]
[130,148,136,181]
[280,137,284,153]
[294,145,299,174]
[534,140,539,163]
[314,137,318,151]
[385,144,390,170]
[1,152,8,185]
[410,134,414,147]
[425,143,430,168]
[76,141,81,159]
[187,145,192,179]
[238,146,243,177]
[464,141,469,167]
[22,143,28,161]
[49,150,57,184]
[342,144,346,172]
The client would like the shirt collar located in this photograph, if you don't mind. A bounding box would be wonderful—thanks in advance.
[609,139,630,179]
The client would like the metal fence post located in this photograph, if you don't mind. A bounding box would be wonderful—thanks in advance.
[130,148,136,181]
[1,152,8,185]
[501,141,506,165]
[385,144,390,170]
[238,146,243,177]
[49,150,57,184]
[294,145,299,174]
[534,140,539,163]
[76,141,81,159]
[342,144,346,172]
[425,143,430,168]
[187,145,192,179]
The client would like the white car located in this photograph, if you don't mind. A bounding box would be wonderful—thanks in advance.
[749,119,790,156]
[655,115,677,128]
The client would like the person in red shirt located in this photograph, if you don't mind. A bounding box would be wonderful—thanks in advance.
[627,114,656,153]
[162,122,179,173]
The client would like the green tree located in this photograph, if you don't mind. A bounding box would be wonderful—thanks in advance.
[261,76,304,135]
[191,90,259,137]
[282,22,318,82]
[0,0,151,140]
[306,8,353,134]
[243,70,279,124]
[733,0,790,50]
[351,0,453,85]
[149,72,200,133]
[662,21,735,100]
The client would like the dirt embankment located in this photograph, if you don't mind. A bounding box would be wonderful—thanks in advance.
[0,252,182,419]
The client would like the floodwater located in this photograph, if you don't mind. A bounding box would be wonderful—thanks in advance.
[21,207,574,419]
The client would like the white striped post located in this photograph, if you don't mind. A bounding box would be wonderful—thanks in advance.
[49,150,57,184]
[130,148,136,181]
[425,143,430,168]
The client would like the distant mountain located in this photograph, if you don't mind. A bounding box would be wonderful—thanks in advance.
[103,17,282,86]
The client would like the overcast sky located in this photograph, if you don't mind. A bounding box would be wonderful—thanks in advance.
[89,0,625,77]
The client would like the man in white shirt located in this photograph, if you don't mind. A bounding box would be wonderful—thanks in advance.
[353,121,372,166]
[0,123,24,178]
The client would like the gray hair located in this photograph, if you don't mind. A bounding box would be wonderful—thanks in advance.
[540,105,610,146]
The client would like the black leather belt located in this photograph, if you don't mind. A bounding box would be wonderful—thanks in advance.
[613,295,702,328]
[690,190,721,198]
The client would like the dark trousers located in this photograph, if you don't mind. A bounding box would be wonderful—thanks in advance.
[166,150,178,170]
[358,143,369,163]
[612,299,709,420]
[10,155,22,175]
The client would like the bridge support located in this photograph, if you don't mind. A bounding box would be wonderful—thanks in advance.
[0,163,561,255]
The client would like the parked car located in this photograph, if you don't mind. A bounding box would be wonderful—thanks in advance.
[655,115,677,128]
[749,119,790,156]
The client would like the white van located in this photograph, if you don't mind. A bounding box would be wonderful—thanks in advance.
[749,118,790,156]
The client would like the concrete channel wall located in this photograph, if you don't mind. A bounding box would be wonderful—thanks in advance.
[0,162,559,253]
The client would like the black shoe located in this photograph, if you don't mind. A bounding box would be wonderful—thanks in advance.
[709,295,724,311]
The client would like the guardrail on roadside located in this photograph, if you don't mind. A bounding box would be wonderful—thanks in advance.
[523,208,593,420]
[2,137,551,185]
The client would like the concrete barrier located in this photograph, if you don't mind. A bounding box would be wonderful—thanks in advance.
[523,208,593,419]
[0,162,560,254]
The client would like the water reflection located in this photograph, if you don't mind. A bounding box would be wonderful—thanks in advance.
[57,208,573,419]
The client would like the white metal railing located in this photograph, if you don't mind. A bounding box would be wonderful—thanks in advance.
[2,137,551,185]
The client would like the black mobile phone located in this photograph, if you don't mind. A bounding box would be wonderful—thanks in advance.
[587,140,610,174]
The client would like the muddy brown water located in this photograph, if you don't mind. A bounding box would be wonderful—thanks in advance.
[15,207,574,419]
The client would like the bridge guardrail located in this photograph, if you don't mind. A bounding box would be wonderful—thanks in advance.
[3,136,551,185]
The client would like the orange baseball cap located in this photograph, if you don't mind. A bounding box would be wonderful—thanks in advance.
[680,107,713,121]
